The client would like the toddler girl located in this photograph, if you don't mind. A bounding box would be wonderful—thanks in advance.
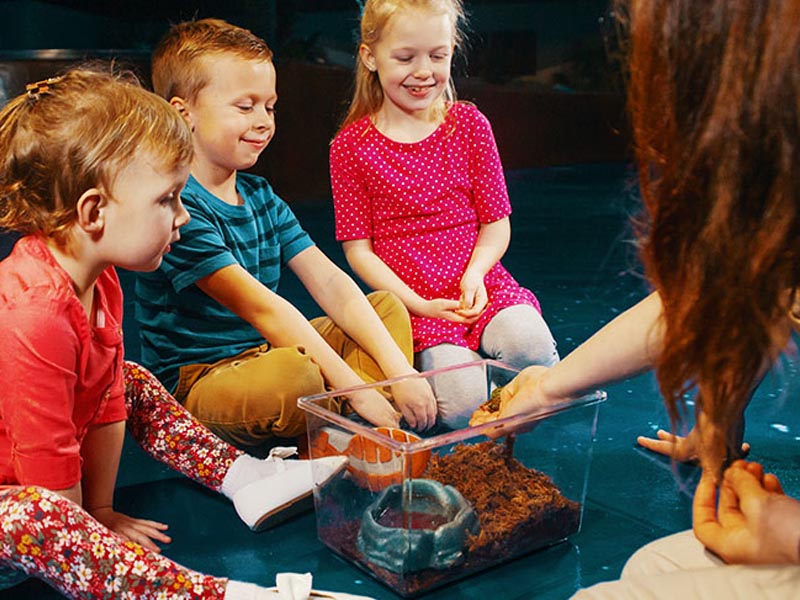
[330,0,559,428]
[0,68,342,599]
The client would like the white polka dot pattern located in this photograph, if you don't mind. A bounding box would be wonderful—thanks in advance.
[330,102,540,352]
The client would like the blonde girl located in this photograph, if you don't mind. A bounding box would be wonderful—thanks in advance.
[330,0,559,428]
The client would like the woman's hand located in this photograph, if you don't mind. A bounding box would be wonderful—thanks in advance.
[637,428,701,462]
[693,460,800,564]
[637,427,749,464]
[390,377,438,431]
[90,507,171,553]
[348,388,401,428]
[469,365,562,427]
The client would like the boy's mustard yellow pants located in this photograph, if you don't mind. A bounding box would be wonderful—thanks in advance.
[173,291,412,448]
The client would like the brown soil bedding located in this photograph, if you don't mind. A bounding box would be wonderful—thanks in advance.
[318,439,581,596]
[423,440,581,559]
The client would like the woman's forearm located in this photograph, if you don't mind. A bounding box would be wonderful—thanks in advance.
[541,291,663,400]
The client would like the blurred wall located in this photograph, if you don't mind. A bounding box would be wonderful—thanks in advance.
[0,1,629,202]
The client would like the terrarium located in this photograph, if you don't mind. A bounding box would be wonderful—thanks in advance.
[299,359,605,597]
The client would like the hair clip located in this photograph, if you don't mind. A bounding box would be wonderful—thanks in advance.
[25,77,62,101]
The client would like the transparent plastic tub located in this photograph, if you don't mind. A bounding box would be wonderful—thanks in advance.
[299,359,605,597]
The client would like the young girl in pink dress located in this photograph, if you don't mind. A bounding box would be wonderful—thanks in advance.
[330,0,559,428]
[0,68,343,599]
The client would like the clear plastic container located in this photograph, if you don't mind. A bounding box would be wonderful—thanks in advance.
[299,359,605,597]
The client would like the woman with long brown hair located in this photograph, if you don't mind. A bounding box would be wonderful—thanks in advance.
[473,0,800,595]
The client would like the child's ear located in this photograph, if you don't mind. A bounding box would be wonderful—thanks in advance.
[75,188,106,235]
[359,44,377,73]
[170,96,195,130]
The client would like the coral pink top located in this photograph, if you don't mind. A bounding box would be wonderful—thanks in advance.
[330,102,540,352]
[0,236,127,489]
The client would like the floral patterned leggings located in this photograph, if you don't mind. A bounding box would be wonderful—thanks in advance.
[0,362,245,599]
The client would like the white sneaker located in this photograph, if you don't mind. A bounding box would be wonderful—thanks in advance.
[232,450,348,531]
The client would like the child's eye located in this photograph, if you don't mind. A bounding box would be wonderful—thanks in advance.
[395,56,413,63]
[265,106,276,115]
[237,105,254,112]
[432,54,448,61]
[159,193,176,206]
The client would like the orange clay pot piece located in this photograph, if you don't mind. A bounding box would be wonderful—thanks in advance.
[310,426,432,492]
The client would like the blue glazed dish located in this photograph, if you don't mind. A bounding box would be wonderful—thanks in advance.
[357,479,480,573]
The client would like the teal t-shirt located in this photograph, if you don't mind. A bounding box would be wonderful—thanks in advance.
[135,172,314,391]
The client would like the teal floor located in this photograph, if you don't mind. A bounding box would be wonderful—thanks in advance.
[9,163,799,599]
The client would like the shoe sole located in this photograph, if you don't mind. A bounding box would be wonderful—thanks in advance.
[252,491,314,531]
[251,456,349,532]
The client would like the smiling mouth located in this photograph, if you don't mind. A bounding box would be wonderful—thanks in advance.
[405,84,435,94]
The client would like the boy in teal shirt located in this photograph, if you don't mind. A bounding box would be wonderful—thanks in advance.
[137,18,437,454]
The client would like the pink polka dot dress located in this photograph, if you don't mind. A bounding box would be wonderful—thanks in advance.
[330,102,541,353]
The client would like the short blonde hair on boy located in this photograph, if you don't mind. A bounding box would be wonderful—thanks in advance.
[151,18,273,102]
[0,66,193,245]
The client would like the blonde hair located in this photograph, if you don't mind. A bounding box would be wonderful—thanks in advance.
[151,18,273,102]
[0,66,194,246]
[340,0,466,130]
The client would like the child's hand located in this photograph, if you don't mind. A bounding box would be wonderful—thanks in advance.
[417,298,481,324]
[390,376,438,431]
[348,388,401,428]
[457,273,488,319]
[90,507,171,552]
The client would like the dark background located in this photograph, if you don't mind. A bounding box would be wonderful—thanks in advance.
[0,0,628,200]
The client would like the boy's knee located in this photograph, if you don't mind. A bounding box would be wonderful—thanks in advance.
[367,289,403,311]
[269,346,326,397]
[367,290,413,359]
[368,290,409,327]
[268,350,327,438]
[241,347,325,442]
[438,408,472,430]
[185,346,325,444]
[621,531,708,578]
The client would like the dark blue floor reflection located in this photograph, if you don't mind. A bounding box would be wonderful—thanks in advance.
[9,163,799,599]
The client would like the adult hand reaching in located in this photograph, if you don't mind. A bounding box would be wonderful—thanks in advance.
[637,426,749,464]
[469,365,568,427]
[693,460,800,565]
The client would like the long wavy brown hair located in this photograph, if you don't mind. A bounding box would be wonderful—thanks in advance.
[618,0,800,470]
